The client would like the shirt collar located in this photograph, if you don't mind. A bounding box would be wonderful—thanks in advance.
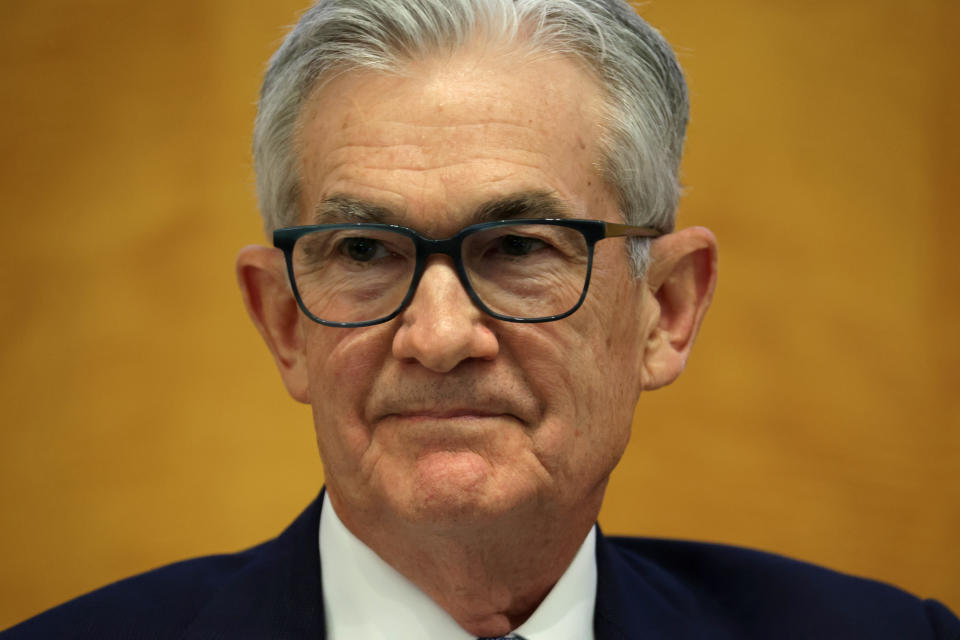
[319,493,597,640]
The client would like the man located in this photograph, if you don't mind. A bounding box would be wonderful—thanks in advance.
[3,0,958,638]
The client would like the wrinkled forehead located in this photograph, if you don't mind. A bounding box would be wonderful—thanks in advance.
[291,49,616,234]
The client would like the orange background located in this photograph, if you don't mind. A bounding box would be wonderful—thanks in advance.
[1,0,957,628]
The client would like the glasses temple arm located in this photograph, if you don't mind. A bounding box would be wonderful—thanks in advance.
[604,222,664,239]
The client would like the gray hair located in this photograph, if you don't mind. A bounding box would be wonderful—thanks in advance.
[253,0,688,275]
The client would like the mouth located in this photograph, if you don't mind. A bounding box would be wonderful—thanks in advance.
[378,409,526,430]
[366,382,538,428]
[386,409,510,420]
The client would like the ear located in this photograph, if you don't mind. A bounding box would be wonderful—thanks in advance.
[640,226,718,391]
[236,245,310,403]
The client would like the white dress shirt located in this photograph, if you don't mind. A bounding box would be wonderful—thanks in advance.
[319,493,597,640]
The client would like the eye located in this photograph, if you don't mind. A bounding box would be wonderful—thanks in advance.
[338,237,388,262]
[496,234,548,257]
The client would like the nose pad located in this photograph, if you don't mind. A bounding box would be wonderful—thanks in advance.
[391,257,498,372]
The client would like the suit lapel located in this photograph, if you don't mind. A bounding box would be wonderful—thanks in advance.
[593,528,722,640]
[183,492,327,639]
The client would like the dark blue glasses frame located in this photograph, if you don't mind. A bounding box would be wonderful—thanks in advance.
[273,218,662,327]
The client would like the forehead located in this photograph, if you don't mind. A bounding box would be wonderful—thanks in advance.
[294,49,616,232]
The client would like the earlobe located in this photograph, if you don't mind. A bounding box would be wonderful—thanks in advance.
[235,245,310,403]
[640,226,718,391]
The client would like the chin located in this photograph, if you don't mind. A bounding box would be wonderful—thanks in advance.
[389,450,534,526]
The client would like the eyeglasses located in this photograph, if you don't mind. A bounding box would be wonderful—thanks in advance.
[273,218,662,327]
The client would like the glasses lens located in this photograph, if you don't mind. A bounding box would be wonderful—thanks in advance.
[291,228,415,324]
[462,223,589,319]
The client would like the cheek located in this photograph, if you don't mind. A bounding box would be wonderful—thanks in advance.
[520,265,644,466]
[304,324,393,454]
[512,316,636,458]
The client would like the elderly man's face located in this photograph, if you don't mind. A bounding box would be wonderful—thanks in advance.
[285,48,659,528]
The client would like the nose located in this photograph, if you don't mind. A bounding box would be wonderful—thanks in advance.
[391,256,499,372]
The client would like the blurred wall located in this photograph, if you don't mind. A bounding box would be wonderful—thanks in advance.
[1,0,957,628]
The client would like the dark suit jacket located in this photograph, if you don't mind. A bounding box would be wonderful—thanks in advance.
[3,492,958,639]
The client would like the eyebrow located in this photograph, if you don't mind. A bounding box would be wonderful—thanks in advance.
[469,191,576,224]
[312,191,577,227]
[312,197,401,225]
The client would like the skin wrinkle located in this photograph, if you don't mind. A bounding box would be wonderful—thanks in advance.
[320,157,495,182]
[353,157,548,176]
[327,142,552,173]
[317,161,590,222]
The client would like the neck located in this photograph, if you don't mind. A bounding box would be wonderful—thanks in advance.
[327,488,603,637]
